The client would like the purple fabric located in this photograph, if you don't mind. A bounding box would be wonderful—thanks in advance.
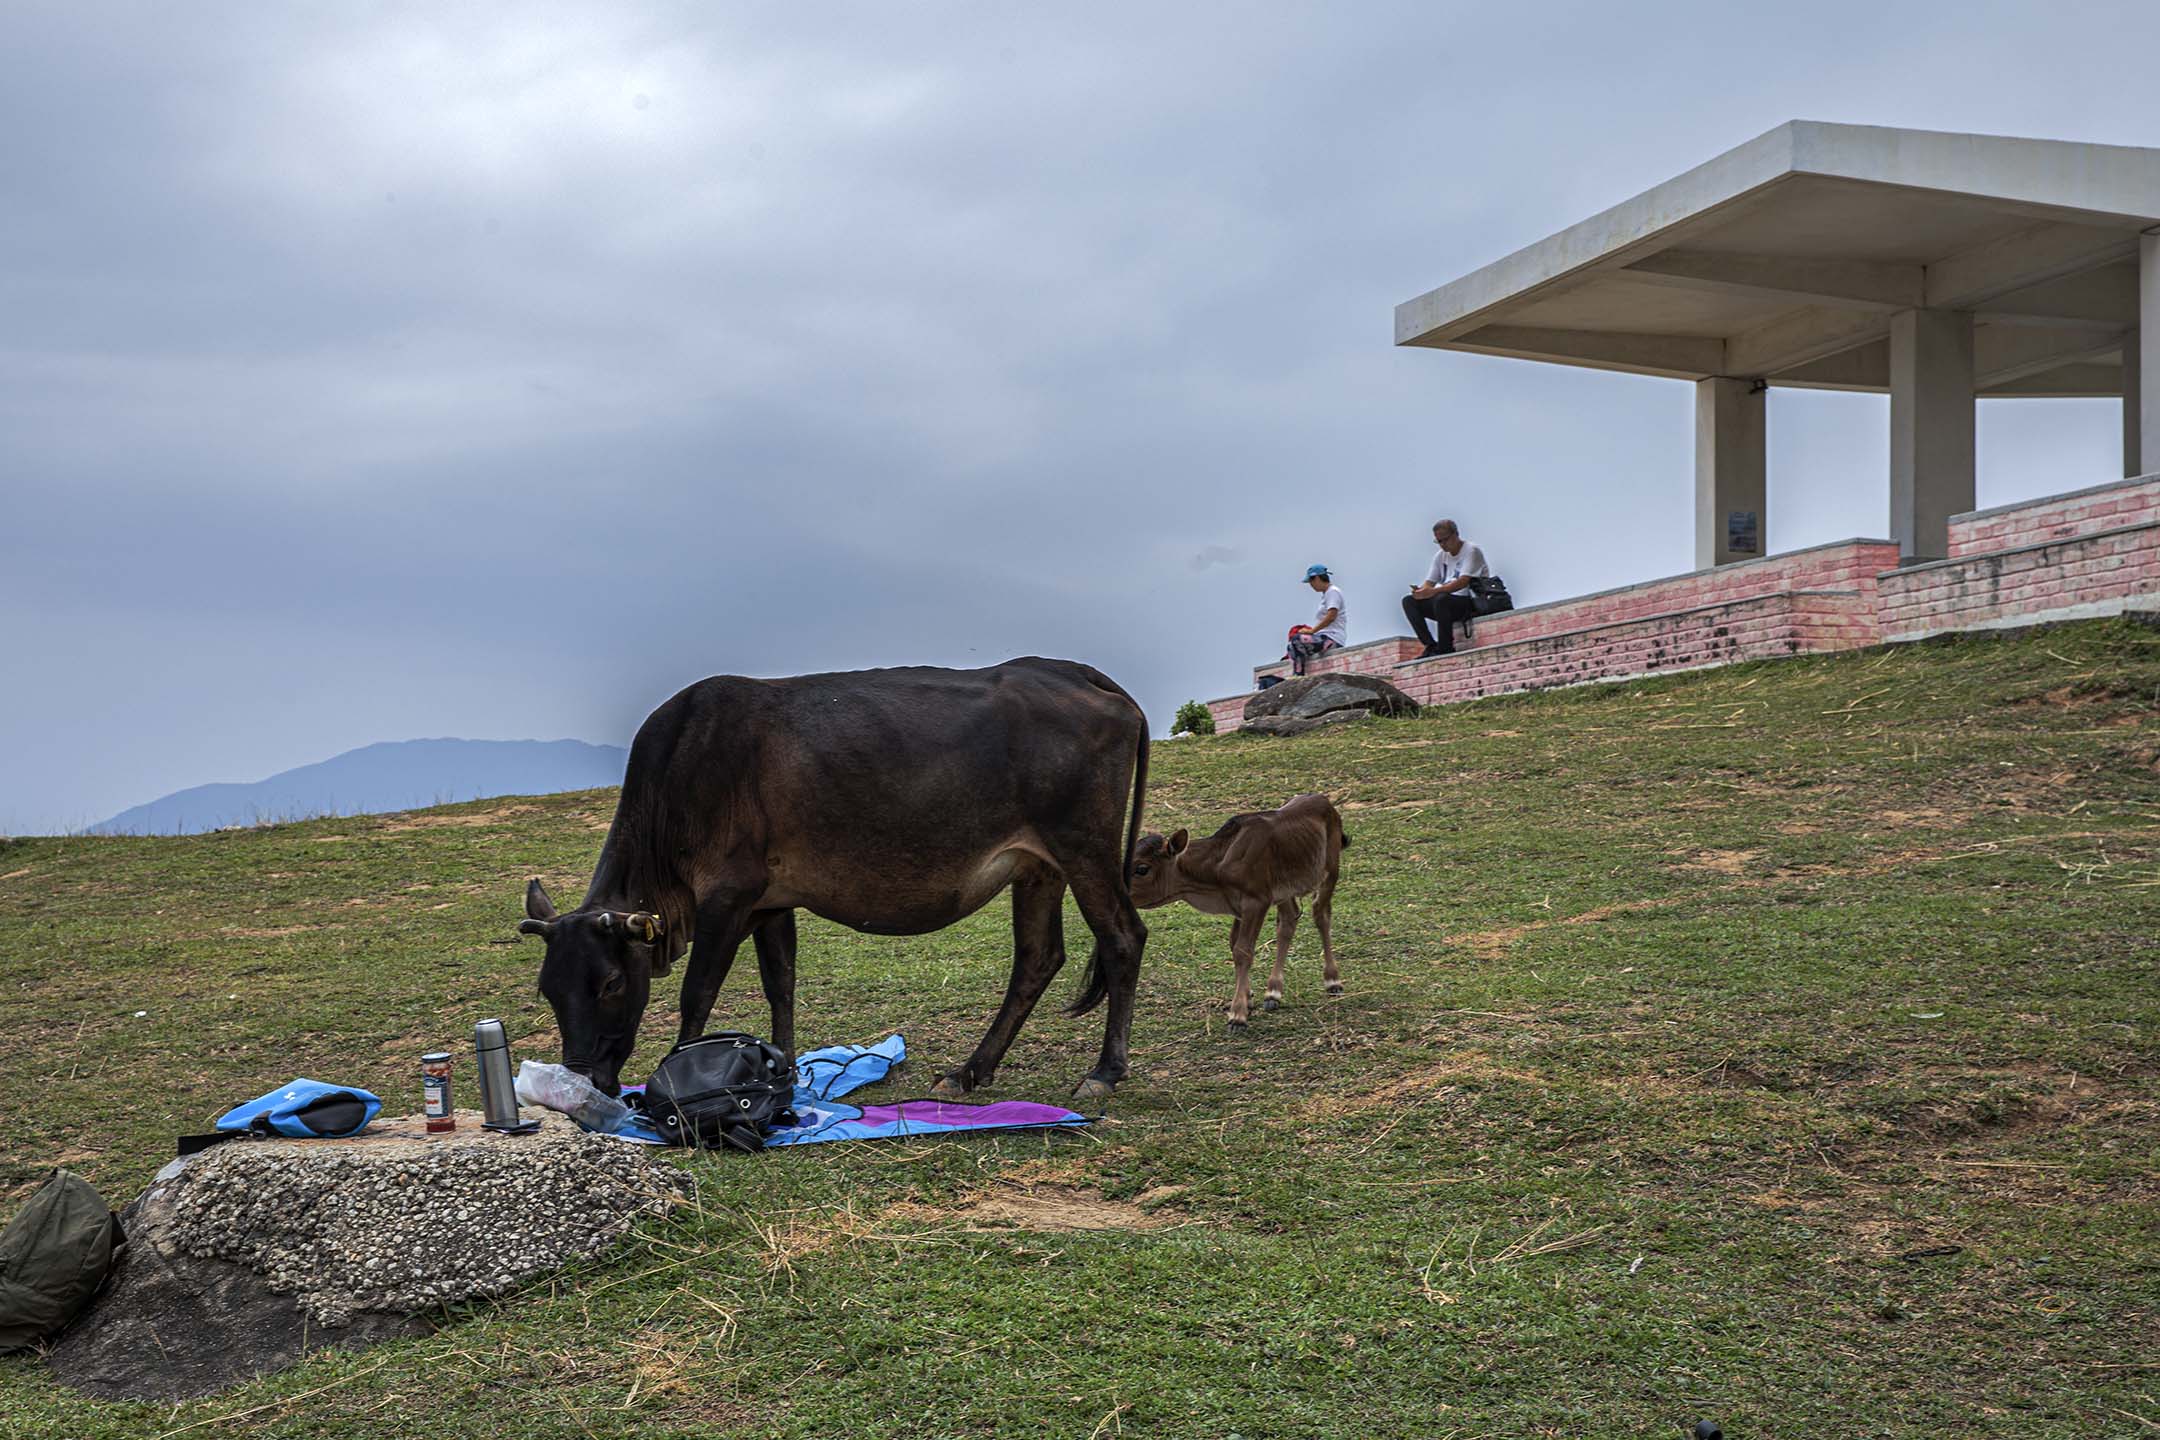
[858,1100,1077,1128]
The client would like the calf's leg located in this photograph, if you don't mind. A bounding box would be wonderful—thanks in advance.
[1264,900,1299,1011]
[1226,905,1265,1028]
[1312,874,1343,995]
[933,871,1068,1098]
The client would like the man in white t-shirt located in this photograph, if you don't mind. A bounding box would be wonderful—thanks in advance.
[1287,564,1347,674]
[1401,519,1489,657]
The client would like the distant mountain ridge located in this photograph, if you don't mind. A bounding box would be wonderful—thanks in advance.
[87,738,628,836]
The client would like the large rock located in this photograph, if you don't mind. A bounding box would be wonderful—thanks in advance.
[47,1110,688,1400]
[1244,708,1375,738]
[1242,673,1417,730]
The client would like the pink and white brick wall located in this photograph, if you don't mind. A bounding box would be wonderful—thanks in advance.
[1947,474,2160,558]
[1204,475,2160,732]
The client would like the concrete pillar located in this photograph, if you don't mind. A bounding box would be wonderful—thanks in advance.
[1888,308,1975,562]
[1694,376,1766,568]
[2128,327,2143,480]
[2137,230,2160,478]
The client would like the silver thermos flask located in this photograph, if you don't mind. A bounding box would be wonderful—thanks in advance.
[474,1019,521,1130]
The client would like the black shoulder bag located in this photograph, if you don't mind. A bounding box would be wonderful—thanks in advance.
[639,1032,796,1152]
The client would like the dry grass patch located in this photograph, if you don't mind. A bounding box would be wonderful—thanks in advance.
[376,804,541,834]
[885,1184,1176,1234]
[1448,898,1675,959]
[1668,847,1763,875]
[1304,1049,1547,1122]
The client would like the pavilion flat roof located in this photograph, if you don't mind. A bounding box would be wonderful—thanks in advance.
[1395,122,2160,397]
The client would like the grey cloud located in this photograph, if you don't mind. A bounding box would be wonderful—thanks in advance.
[2,1,2152,831]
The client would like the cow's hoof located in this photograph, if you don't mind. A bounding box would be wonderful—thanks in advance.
[1071,1076,1116,1102]
[930,1074,969,1100]
[1263,996,1281,1012]
[1325,982,1345,995]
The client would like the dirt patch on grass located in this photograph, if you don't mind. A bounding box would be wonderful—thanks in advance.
[752,1173,1177,1276]
[907,1185,1173,1233]
[1669,848,1763,875]
[1873,808,1950,828]
[877,1155,1176,1234]
[1448,898,1676,959]
[2015,680,2147,713]
[1305,1049,1547,1120]
[377,804,541,834]
[1889,1064,2142,1141]
[1338,797,1446,812]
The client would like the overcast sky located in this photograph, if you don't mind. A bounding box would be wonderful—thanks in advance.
[4,2,2156,833]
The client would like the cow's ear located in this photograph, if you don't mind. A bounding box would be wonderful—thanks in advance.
[1168,829,1188,854]
[526,879,557,922]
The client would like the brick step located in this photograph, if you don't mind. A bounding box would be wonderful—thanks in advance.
[1240,537,1901,693]
[1879,519,2160,642]
[1948,473,2160,559]
[1386,589,1879,710]
[1462,537,1901,651]
[1210,590,1878,730]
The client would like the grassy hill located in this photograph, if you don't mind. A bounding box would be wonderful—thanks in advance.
[3,620,2157,1438]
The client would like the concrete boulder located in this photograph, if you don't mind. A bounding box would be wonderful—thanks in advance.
[1241,674,1417,736]
[47,1110,688,1400]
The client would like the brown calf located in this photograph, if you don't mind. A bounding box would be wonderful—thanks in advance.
[1128,793,1349,1026]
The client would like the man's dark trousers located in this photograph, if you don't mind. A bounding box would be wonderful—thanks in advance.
[1403,591,1478,653]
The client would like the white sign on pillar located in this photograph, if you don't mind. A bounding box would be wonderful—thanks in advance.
[1695,377,1766,569]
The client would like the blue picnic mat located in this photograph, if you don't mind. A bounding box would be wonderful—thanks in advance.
[607,1033,1087,1147]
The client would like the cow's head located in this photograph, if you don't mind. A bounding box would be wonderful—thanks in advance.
[518,879,669,1096]
[1128,830,1189,910]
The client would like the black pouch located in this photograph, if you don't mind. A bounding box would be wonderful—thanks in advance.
[641,1033,796,1152]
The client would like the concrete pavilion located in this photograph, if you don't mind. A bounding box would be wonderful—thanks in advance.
[1395,121,2160,565]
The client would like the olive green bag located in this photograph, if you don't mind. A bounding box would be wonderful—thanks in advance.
[0,1170,123,1352]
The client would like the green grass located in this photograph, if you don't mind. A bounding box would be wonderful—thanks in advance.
[4,620,2158,1438]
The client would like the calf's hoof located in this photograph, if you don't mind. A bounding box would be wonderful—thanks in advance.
[1226,1017,1249,1031]
[929,1073,970,1100]
[1071,1076,1116,1103]
[1325,981,1346,995]
[1263,996,1281,1012]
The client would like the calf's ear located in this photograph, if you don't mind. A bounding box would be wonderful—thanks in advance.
[526,879,558,922]
[1168,829,1188,854]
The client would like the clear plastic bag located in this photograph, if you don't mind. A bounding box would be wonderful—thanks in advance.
[514,1060,631,1133]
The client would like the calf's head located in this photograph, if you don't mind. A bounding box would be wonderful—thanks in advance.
[1128,829,1189,909]
[518,879,669,1096]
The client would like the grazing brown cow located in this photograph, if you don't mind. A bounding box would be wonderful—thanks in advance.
[517,658,1150,1102]
[1127,793,1348,1026]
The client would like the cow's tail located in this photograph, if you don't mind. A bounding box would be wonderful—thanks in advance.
[1067,706,1149,1018]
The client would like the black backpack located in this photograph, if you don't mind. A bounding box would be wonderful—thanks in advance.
[1465,575,1514,615]
[0,1170,124,1353]
[640,1033,796,1152]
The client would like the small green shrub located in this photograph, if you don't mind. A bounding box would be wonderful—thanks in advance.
[1171,700,1216,736]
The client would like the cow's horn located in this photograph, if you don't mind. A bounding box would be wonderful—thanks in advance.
[627,912,660,942]
[517,918,553,938]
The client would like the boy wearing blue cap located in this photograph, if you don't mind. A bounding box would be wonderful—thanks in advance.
[1288,565,1347,675]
